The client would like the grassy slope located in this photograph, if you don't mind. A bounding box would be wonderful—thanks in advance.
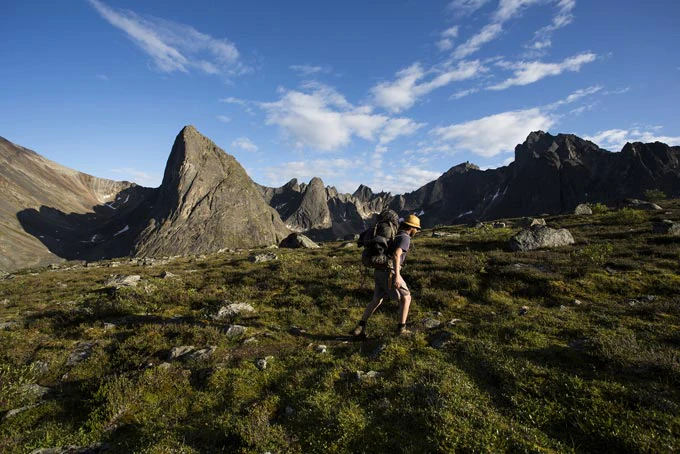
[1,201,679,453]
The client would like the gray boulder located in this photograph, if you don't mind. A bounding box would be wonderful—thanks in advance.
[104,274,141,289]
[574,204,592,215]
[509,226,575,251]
[621,199,662,210]
[66,342,96,367]
[652,220,680,236]
[279,233,320,249]
[214,302,255,319]
[248,252,277,263]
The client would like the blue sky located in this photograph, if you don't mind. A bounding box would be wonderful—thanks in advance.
[2,0,679,194]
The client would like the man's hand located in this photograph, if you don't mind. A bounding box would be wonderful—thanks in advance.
[393,274,405,289]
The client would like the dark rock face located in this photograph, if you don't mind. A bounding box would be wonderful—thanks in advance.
[395,132,680,228]
[134,126,289,256]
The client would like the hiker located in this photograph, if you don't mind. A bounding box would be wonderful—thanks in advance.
[352,214,421,338]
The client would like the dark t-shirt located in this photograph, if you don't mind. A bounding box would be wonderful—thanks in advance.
[390,231,411,265]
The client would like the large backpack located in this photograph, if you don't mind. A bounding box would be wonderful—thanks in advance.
[358,209,400,270]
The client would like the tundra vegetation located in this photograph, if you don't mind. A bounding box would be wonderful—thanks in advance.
[1,201,679,453]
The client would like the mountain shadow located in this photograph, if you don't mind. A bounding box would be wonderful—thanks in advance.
[17,185,156,262]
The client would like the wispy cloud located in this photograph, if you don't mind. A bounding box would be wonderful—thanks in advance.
[431,107,555,157]
[547,85,602,108]
[585,127,680,151]
[219,96,255,115]
[290,64,332,76]
[488,52,597,90]
[87,0,247,76]
[450,87,480,99]
[437,26,460,51]
[447,0,492,16]
[371,60,485,113]
[260,83,423,151]
[216,115,231,123]
[453,0,575,60]
[96,74,109,81]
[263,158,363,193]
[526,0,576,54]
[231,137,258,152]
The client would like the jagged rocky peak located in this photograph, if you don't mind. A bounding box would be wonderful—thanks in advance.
[445,161,480,176]
[134,125,289,256]
[353,184,374,201]
[514,130,601,170]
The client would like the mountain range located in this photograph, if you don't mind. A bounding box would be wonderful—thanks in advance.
[1,126,678,272]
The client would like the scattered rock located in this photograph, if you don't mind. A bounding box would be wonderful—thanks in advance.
[243,337,258,344]
[339,241,356,248]
[0,298,8,305]
[22,384,50,401]
[104,274,141,289]
[0,321,18,330]
[103,322,116,330]
[428,331,454,349]
[574,204,593,215]
[315,344,328,354]
[288,326,307,336]
[32,360,50,375]
[214,302,255,319]
[248,252,278,263]
[422,318,441,329]
[168,345,196,360]
[355,370,381,381]
[29,442,109,454]
[108,261,121,268]
[432,231,460,238]
[255,356,273,371]
[625,298,640,307]
[160,270,179,279]
[517,218,546,229]
[188,346,216,362]
[279,233,320,249]
[621,199,662,210]
[519,306,529,316]
[224,324,247,338]
[4,403,42,420]
[652,220,680,236]
[473,222,486,229]
[493,222,506,228]
[572,299,583,306]
[66,342,96,367]
[157,362,172,370]
[509,226,575,251]
[448,319,462,326]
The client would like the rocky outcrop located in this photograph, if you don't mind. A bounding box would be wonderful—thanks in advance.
[134,126,289,256]
[279,233,320,249]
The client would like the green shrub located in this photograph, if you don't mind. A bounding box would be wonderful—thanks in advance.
[643,189,666,202]
[591,203,609,214]
[602,207,646,225]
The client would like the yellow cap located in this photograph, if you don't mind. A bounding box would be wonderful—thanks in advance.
[403,214,421,230]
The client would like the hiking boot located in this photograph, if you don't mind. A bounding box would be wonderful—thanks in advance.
[396,325,413,336]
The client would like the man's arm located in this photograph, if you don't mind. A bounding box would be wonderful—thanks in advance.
[392,247,405,288]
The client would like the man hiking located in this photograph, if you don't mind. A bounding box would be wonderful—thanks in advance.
[352,214,421,338]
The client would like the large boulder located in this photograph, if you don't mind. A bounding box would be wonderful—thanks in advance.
[574,204,592,215]
[279,233,320,249]
[620,199,663,211]
[509,226,575,251]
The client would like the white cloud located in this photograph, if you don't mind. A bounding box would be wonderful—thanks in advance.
[379,118,425,145]
[110,167,161,187]
[527,0,576,53]
[371,60,485,112]
[448,0,492,16]
[432,107,556,157]
[87,0,246,76]
[547,85,602,109]
[437,26,460,51]
[290,64,331,76]
[453,0,575,60]
[489,52,597,90]
[453,23,504,60]
[231,137,258,152]
[216,115,231,123]
[219,96,255,115]
[260,84,424,151]
[96,74,109,81]
[585,128,680,151]
[451,88,480,99]
[376,167,443,194]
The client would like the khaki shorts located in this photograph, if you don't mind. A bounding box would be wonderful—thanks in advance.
[374,269,410,301]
